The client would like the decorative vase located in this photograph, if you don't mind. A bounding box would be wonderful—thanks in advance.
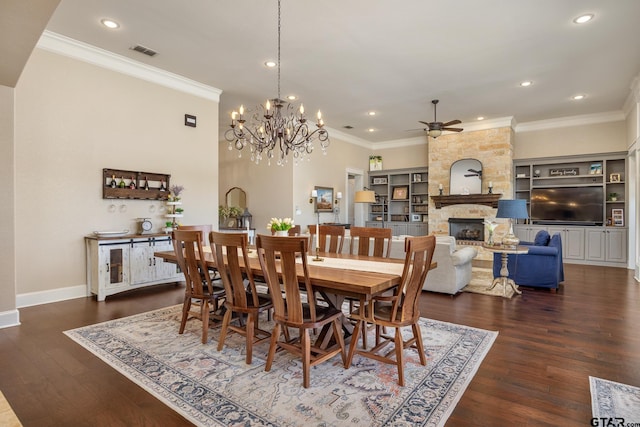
[487,231,494,246]
[275,230,289,237]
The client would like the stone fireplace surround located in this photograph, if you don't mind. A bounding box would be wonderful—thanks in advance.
[427,127,515,238]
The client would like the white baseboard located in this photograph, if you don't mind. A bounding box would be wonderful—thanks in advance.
[0,309,20,329]
[16,284,88,308]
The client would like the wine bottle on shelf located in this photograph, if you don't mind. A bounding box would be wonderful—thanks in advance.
[110,175,117,188]
[143,176,150,190]
[159,181,166,191]
[129,176,136,190]
[118,177,125,188]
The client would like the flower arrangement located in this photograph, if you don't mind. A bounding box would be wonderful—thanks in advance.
[169,184,184,201]
[219,205,242,219]
[267,217,294,231]
[484,220,499,245]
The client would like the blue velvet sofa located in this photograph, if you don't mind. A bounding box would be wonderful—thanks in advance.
[492,230,565,291]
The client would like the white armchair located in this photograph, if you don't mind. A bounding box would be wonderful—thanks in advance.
[390,235,477,294]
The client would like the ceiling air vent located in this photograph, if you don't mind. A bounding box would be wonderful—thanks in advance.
[130,44,157,57]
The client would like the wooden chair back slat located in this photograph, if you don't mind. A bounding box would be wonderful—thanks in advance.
[308,224,345,253]
[210,231,257,308]
[349,226,393,258]
[178,225,213,246]
[172,229,214,297]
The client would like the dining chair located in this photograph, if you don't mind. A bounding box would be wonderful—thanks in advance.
[172,229,226,344]
[308,224,345,254]
[178,224,213,245]
[256,234,346,388]
[345,234,435,386]
[349,226,393,258]
[210,231,273,364]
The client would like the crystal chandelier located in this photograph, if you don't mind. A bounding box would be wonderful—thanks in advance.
[225,0,329,166]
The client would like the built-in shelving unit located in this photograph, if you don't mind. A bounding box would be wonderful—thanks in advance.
[366,167,428,236]
[513,153,627,267]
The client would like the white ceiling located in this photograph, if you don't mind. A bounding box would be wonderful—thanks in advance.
[41,0,640,143]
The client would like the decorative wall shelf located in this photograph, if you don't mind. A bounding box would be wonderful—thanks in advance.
[103,168,171,200]
[431,193,502,209]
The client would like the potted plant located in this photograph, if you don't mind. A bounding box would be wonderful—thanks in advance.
[175,207,184,215]
[609,192,618,201]
[267,217,294,236]
[164,221,174,233]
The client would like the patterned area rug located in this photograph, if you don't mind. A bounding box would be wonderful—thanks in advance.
[463,267,515,298]
[65,305,497,426]
[590,376,640,421]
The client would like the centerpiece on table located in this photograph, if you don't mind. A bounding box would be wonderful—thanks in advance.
[267,217,294,236]
[484,220,499,246]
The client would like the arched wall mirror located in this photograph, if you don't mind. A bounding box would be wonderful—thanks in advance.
[450,159,483,195]
[225,187,247,209]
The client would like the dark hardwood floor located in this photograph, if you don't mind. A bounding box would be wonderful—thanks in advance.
[1,264,638,426]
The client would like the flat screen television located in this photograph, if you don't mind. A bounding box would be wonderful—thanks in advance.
[530,187,604,225]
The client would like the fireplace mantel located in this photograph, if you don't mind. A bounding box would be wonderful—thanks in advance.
[431,193,502,209]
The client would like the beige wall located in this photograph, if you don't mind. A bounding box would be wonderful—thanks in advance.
[514,121,626,159]
[219,132,370,234]
[0,85,16,313]
[14,49,219,295]
[373,141,429,170]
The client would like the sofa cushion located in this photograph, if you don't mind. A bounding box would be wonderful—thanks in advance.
[533,230,550,246]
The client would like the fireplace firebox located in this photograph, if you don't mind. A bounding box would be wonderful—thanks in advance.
[448,218,484,242]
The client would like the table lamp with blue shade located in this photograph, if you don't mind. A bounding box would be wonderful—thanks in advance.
[496,199,529,248]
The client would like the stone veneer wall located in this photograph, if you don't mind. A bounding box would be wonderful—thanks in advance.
[428,127,515,239]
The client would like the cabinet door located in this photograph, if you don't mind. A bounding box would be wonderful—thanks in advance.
[153,239,180,280]
[605,228,627,262]
[98,245,129,288]
[129,241,155,285]
[407,223,428,236]
[548,227,584,260]
[585,228,606,261]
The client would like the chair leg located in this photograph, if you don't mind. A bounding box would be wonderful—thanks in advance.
[412,323,427,365]
[201,301,210,344]
[333,318,347,366]
[265,323,281,372]
[179,298,191,334]
[345,319,363,368]
[301,328,311,388]
[394,328,404,386]
[217,307,232,351]
[245,312,255,364]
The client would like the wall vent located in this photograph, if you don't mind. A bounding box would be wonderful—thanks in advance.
[130,45,157,57]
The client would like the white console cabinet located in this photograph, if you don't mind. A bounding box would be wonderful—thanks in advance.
[86,234,182,301]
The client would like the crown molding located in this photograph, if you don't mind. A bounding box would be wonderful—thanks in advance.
[623,72,640,116]
[37,31,222,102]
[324,126,373,149]
[461,116,515,132]
[515,111,625,133]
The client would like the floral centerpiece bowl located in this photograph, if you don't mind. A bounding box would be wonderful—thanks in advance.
[267,218,294,236]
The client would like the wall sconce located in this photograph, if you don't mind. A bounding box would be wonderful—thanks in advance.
[309,189,318,204]
[335,191,342,205]
[488,181,493,194]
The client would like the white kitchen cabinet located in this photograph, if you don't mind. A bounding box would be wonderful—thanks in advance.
[86,234,181,301]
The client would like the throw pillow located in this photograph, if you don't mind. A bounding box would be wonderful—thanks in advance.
[533,230,550,246]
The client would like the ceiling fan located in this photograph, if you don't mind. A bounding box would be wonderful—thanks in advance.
[418,99,463,138]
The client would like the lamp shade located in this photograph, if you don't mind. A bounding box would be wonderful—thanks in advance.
[496,199,529,219]
[354,190,376,203]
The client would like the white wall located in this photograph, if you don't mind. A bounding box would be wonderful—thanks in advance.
[0,85,16,317]
[13,49,219,296]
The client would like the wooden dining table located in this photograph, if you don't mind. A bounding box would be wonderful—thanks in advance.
[154,247,436,346]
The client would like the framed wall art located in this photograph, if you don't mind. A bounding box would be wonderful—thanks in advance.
[314,186,334,212]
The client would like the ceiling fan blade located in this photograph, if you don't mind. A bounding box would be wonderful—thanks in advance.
[442,127,463,132]
[418,121,432,127]
[442,119,462,127]
[405,128,427,132]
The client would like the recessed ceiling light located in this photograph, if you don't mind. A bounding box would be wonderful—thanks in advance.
[368,128,375,132]
[520,81,533,87]
[100,18,120,29]
[264,60,277,68]
[367,111,376,116]
[477,116,485,121]
[287,95,297,101]
[572,94,586,100]
[573,14,594,24]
